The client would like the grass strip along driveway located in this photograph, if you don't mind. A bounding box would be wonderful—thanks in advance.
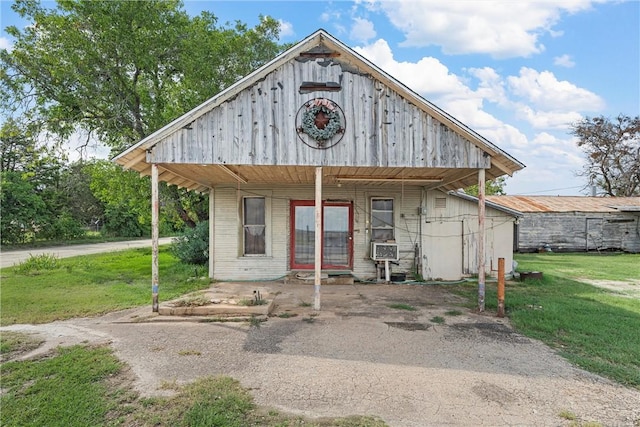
[467,252,640,389]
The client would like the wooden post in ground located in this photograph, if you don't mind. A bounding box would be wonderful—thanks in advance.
[478,167,486,312]
[314,167,322,311]
[497,257,505,318]
[151,164,159,312]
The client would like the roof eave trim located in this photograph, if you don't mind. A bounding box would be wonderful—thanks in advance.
[448,191,524,217]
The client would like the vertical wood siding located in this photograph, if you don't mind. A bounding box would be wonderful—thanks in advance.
[149,58,490,169]
[517,213,640,253]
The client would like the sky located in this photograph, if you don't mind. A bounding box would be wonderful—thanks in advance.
[1,0,639,196]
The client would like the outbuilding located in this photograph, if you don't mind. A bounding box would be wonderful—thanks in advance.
[114,29,525,309]
[486,196,640,253]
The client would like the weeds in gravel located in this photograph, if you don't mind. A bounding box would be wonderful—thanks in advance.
[277,312,297,318]
[387,303,416,311]
[177,350,202,356]
[444,310,463,316]
[430,316,445,324]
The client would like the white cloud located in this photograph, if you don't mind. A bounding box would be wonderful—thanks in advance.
[0,36,12,52]
[508,67,603,111]
[349,17,376,43]
[372,0,598,58]
[516,106,583,130]
[277,20,294,38]
[554,54,575,68]
[354,39,530,153]
[467,67,508,106]
[354,39,468,95]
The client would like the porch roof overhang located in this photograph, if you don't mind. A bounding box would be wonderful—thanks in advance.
[113,29,524,192]
[120,163,510,193]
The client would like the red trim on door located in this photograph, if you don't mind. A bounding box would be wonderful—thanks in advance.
[289,200,353,270]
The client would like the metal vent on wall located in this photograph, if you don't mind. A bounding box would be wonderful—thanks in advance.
[435,198,447,209]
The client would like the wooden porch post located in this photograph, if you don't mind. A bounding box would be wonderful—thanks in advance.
[314,167,322,311]
[208,188,214,279]
[478,167,486,312]
[151,164,159,312]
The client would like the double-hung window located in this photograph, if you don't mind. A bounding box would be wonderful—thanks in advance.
[243,197,266,255]
[371,198,394,241]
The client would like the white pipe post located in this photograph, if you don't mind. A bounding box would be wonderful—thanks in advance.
[314,167,322,311]
[151,164,159,312]
[478,167,486,312]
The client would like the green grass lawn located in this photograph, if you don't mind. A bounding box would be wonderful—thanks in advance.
[0,247,210,325]
[479,252,640,389]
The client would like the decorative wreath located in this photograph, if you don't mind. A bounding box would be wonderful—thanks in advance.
[299,98,343,141]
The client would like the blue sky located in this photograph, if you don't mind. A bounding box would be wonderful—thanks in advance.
[2,0,639,195]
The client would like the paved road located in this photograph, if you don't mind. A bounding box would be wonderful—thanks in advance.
[0,237,174,268]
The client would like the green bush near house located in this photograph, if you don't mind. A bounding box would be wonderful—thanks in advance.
[170,221,209,265]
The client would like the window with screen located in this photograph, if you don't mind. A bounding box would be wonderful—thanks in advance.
[371,198,394,241]
[243,197,265,255]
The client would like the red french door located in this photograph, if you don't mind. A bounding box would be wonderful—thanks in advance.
[290,201,353,270]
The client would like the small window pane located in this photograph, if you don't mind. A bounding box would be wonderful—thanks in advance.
[244,226,265,255]
[371,198,394,241]
[243,197,265,255]
[372,211,393,228]
[372,199,393,210]
[244,198,265,225]
[372,229,394,241]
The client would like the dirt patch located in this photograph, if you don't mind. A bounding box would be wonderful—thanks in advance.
[2,282,639,427]
[578,278,640,298]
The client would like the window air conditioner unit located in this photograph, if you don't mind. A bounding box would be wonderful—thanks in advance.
[371,242,399,261]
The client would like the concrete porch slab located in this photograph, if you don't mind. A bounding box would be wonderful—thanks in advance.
[158,284,275,318]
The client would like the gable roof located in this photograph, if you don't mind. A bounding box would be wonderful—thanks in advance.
[114,29,524,191]
[486,195,640,213]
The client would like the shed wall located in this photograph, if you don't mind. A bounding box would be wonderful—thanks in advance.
[421,192,516,280]
[516,212,640,253]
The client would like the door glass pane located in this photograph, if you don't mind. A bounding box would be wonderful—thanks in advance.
[323,206,349,266]
[294,206,315,265]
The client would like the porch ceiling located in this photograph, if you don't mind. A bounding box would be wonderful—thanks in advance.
[132,162,502,193]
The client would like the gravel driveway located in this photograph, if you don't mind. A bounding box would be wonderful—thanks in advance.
[3,282,639,426]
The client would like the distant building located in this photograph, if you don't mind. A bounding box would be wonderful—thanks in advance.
[487,196,640,253]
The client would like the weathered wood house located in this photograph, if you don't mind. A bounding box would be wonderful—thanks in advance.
[487,196,640,253]
[114,29,524,307]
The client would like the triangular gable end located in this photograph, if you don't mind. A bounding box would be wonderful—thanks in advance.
[114,29,524,191]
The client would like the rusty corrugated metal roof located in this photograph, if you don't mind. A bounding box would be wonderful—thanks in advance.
[485,196,640,213]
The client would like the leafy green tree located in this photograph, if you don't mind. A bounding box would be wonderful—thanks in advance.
[572,115,640,197]
[464,176,507,197]
[0,118,75,243]
[1,0,284,228]
[59,161,105,228]
[85,160,151,237]
[0,171,48,243]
